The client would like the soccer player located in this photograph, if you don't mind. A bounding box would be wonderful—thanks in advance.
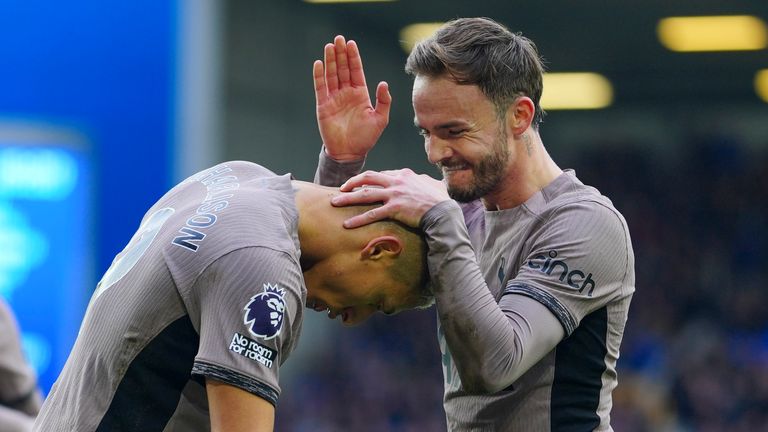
[33,161,430,432]
[0,299,42,432]
[312,18,635,431]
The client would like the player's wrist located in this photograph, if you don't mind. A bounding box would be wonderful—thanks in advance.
[322,145,367,163]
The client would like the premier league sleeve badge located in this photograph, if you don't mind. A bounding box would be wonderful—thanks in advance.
[243,283,287,340]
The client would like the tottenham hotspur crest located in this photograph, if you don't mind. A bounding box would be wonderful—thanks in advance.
[244,283,286,340]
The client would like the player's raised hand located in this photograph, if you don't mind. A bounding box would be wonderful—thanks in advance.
[331,169,450,228]
[313,35,391,162]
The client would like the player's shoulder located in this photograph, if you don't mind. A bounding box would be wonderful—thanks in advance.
[531,172,633,266]
[214,246,302,282]
[202,160,278,177]
[178,160,288,190]
[161,160,283,204]
[525,175,635,299]
[198,245,305,300]
[542,171,629,232]
[217,245,300,268]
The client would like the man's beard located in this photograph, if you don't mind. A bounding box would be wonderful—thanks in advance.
[439,132,510,203]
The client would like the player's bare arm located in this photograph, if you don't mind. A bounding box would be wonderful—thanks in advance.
[313,35,391,161]
[207,379,275,432]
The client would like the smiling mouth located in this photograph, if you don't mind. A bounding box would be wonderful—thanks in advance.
[308,299,351,322]
[329,307,351,323]
[439,162,471,174]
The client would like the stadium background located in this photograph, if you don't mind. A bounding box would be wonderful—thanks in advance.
[1,1,767,430]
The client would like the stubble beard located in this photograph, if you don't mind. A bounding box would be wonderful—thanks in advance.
[440,131,510,203]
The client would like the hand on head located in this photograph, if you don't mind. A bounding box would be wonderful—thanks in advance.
[313,35,391,161]
[331,168,450,229]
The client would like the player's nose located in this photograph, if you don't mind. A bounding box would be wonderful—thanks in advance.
[425,137,453,164]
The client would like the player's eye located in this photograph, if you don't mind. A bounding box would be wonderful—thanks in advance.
[448,129,467,136]
[417,128,430,137]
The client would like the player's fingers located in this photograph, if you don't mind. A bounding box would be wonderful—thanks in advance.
[331,186,390,208]
[379,168,412,177]
[324,43,338,92]
[342,206,390,229]
[313,60,329,105]
[374,81,392,119]
[338,171,394,192]
[334,35,351,88]
[347,40,368,88]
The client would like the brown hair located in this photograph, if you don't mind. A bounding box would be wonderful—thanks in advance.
[405,17,546,128]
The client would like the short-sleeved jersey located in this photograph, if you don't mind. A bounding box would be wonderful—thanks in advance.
[437,170,634,431]
[34,161,305,432]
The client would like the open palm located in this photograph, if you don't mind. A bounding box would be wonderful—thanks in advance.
[313,36,391,161]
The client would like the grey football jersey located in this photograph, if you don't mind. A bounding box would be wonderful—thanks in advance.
[34,161,305,432]
[422,171,634,431]
[315,152,634,431]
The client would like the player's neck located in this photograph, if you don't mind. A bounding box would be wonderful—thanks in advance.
[482,134,563,210]
[292,181,352,271]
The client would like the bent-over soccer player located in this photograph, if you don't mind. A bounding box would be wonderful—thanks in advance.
[34,161,430,432]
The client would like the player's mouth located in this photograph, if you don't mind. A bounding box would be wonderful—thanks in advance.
[307,298,329,312]
[329,307,352,323]
[442,164,470,172]
[439,160,472,175]
[307,298,354,322]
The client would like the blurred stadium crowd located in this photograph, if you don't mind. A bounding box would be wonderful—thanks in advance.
[276,135,768,432]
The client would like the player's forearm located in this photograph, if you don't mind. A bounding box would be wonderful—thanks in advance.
[207,380,275,432]
[421,201,528,393]
[313,146,366,187]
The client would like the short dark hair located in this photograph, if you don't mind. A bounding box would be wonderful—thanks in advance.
[405,17,546,128]
[341,202,432,307]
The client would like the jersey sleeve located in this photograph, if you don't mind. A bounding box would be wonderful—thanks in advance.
[187,247,304,406]
[502,200,632,335]
[313,146,366,187]
[421,201,565,392]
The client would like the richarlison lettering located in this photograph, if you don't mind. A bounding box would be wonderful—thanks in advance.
[528,250,596,296]
[172,164,240,252]
[229,332,275,368]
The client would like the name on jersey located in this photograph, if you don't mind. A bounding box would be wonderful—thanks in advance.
[172,164,240,252]
[229,332,276,368]
[528,250,596,296]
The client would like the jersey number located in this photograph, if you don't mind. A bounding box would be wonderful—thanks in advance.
[92,207,175,300]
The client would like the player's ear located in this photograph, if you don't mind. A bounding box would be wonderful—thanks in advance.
[507,96,535,136]
[361,236,403,261]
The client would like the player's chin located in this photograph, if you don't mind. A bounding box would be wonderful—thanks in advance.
[444,177,478,199]
[442,166,473,183]
[339,307,371,326]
